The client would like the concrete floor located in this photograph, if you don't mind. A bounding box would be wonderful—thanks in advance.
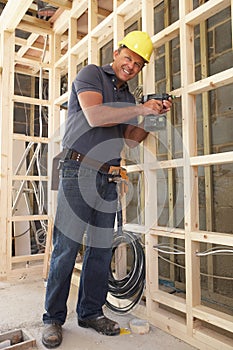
[0,276,197,350]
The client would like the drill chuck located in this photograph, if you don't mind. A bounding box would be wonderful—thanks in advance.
[141,93,178,103]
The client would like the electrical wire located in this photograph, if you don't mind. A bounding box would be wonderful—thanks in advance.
[15,73,30,136]
[12,227,31,240]
[13,34,48,250]
[107,237,233,314]
[196,247,233,256]
[153,243,185,255]
[35,227,47,248]
[158,253,233,280]
[36,34,48,231]
[106,230,145,314]
[106,138,146,314]
[153,244,233,256]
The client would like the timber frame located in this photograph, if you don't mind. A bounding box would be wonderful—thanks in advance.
[0,1,233,349]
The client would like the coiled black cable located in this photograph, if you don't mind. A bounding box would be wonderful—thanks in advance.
[106,230,145,314]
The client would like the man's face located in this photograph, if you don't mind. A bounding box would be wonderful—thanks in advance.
[112,47,145,85]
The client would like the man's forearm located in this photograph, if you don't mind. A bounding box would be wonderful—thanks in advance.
[83,104,145,127]
[124,122,149,148]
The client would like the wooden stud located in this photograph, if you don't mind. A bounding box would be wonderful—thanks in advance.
[47,31,62,220]
[232,0,233,50]
[0,1,233,347]
[200,13,214,293]
[179,0,200,336]
[164,0,176,282]
[88,0,98,65]
[0,30,15,278]
[113,0,124,50]
[43,217,53,280]
[68,17,78,90]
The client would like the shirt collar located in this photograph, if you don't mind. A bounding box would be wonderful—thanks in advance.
[102,63,128,90]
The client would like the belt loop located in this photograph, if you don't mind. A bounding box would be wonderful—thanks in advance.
[64,149,72,159]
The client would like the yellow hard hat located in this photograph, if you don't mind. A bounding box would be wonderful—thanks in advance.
[118,31,153,63]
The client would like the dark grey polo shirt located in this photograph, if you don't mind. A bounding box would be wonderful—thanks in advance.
[62,64,137,165]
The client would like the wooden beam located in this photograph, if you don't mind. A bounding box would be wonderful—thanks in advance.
[18,14,53,35]
[16,33,40,58]
[53,0,87,34]
[12,253,44,263]
[193,305,233,333]
[150,227,185,239]
[200,15,214,293]
[0,30,15,277]
[190,151,233,166]
[152,20,180,49]
[113,0,124,50]
[98,6,111,19]
[44,0,72,10]
[13,134,49,143]
[14,55,50,69]
[14,66,40,77]
[11,215,49,222]
[49,8,65,24]
[152,290,186,313]
[185,0,231,26]
[12,175,48,181]
[179,0,200,338]
[0,0,33,32]
[0,0,37,13]
[88,0,98,64]
[190,231,233,246]
[15,37,48,51]
[187,67,233,94]
[13,94,50,106]
[232,0,233,50]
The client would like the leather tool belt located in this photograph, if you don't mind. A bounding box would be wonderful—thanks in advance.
[65,149,111,173]
[51,149,128,191]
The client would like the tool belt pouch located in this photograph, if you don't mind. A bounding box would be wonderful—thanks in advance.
[121,174,129,195]
[109,166,129,195]
[51,150,66,191]
[120,168,129,195]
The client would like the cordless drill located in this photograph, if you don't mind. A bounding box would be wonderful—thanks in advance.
[141,93,179,132]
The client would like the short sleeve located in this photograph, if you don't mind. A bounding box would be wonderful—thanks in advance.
[73,64,103,95]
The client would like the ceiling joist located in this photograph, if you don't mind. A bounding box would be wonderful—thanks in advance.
[0,0,33,32]
[15,36,47,51]
[17,14,53,35]
[44,0,72,10]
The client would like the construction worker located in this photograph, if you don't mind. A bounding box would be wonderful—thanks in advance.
[42,30,172,348]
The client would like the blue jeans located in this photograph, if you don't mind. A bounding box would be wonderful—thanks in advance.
[43,160,118,325]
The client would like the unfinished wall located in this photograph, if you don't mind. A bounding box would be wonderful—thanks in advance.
[0,1,233,349]
[151,4,233,323]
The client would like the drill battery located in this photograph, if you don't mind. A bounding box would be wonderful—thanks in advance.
[141,93,178,132]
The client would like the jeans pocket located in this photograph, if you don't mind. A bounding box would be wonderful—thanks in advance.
[62,167,80,179]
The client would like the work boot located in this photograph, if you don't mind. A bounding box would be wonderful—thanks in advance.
[42,323,62,349]
[78,315,120,336]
